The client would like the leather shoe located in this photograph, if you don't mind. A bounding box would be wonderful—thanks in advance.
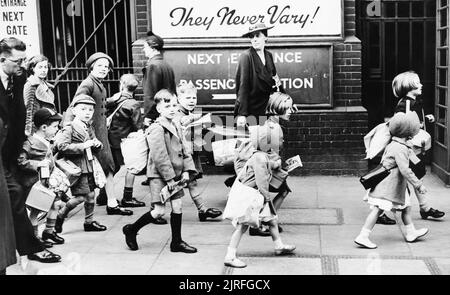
[376,213,396,225]
[28,250,61,263]
[123,224,138,251]
[38,238,53,248]
[198,208,222,221]
[249,227,271,237]
[420,208,445,220]
[141,179,150,186]
[84,221,107,232]
[107,206,133,216]
[42,231,65,245]
[54,217,64,234]
[121,198,146,208]
[170,241,197,253]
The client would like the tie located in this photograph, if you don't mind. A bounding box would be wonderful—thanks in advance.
[5,76,13,97]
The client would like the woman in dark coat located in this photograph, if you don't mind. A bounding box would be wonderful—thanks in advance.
[0,115,16,275]
[234,23,283,128]
[73,52,131,216]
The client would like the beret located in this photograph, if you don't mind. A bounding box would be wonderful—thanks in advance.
[86,52,114,69]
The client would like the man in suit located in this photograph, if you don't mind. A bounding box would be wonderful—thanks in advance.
[0,37,60,264]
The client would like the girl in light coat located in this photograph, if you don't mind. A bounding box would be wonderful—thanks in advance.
[355,112,429,249]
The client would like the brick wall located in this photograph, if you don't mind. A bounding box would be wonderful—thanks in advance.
[131,0,368,176]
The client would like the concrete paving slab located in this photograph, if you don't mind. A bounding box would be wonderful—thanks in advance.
[278,208,341,225]
[148,245,227,275]
[406,222,450,257]
[434,258,450,275]
[338,258,431,275]
[78,253,157,275]
[320,225,413,257]
[231,257,322,275]
[179,223,234,245]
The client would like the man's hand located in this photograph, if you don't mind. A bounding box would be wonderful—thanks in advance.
[237,116,247,128]
[425,114,435,123]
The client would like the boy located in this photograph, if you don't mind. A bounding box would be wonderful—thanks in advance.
[17,108,64,260]
[54,94,107,233]
[122,89,197,253]
[174,81,222,222]
[107,74,145,208]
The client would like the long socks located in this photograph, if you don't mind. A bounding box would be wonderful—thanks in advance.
[170,213,183,244]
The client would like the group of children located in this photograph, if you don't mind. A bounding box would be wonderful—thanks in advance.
[20,69,444,268]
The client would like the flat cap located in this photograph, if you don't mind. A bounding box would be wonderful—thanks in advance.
[33,108,62,127]
[71,94,96,107]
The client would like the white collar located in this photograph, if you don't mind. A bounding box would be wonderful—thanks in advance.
[0,67,9,89]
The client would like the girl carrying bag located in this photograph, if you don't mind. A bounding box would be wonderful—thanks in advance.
[223,163,265,228]
[359,164,393,191]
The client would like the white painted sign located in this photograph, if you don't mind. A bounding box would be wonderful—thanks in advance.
[151,0,342,38]
[0,0,41,57]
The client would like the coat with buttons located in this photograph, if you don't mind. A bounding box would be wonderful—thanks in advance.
[146,117,197,181]
[74,74,114,173]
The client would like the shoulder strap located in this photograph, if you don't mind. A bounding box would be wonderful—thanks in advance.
[107,99,128,122]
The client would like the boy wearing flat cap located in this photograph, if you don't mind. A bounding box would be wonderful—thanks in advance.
[55,94,107,233]
[18,108,65,250]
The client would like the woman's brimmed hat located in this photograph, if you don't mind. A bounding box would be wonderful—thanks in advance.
[242,23,274,37]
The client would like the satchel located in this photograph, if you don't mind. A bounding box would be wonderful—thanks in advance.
[106,99,127,130]
[359,164,392,190]
[223,164,264,228]
[55,158,82,186]
[26,181,56,212]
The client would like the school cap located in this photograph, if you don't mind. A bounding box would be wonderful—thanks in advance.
[85,52,114,69]
[71,94,96,107]
[33,108,62,127]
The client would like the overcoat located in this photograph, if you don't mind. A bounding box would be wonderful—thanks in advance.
[142,54,176,119]
[74,74,114,173]
[234,48,283,117]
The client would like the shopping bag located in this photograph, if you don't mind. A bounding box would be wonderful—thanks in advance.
[212,138,241,166]
[121,130,148,175]
[55,158,82,186]
[364,122,392,159]
[92,156,106,188]
[223,173,264,228]
[26,182,56,212]
[359,164,391,190]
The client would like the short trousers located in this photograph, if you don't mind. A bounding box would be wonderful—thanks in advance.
[71,173,96,196]
[149,178,184,204]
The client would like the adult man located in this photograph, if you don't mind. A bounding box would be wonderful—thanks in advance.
[0,37,60,264]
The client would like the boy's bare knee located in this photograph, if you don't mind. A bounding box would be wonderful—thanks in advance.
[152,204,165,218]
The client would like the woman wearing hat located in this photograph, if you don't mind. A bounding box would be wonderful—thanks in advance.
[142,31,176,121]
[235,23,283,128]
[73,52,132,216]
[23,55,56,136]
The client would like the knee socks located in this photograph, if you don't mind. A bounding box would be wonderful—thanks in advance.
[59,196,85,219]
[123,187,133,201]
[131,212,155,233]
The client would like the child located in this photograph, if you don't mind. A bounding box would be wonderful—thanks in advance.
[174,81,222,221]
[354,112,429,249]
[18,108,65,247]
[224,123,296,268]
[393,71,445,220]
[54,94,107,233]
[122,89,198,253]
[107,74,145,208]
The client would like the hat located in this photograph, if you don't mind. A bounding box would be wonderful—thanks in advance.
[85,52,114,69]
[146,31,164,50]
[242,23,274,38]
[33,108,62,127]
[389,112,421,139]
[71,94,96,107]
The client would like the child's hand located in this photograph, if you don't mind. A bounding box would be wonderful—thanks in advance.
[425,115,435,123]
[167,179,177,191]
[180,172,190,186]
[270,159,282,170]
[418,185,427,194]
[84,140,95,149]
[92,139,102,148]
[37,159,51,167]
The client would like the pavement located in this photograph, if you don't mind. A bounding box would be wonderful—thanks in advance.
[6,167,450,275]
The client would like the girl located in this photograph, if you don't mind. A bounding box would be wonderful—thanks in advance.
[224,122,296,268]
[122,89,198,253]
[355,112,429,249]
[393,71,445,220]
[74,52,131,216]
[23,55,56,136]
